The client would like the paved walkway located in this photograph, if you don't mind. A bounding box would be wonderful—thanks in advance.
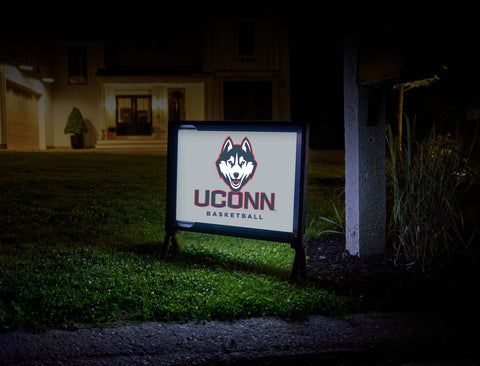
[1,312,479,365]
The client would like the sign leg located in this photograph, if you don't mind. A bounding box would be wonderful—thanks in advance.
[161,230,179,259]
[289,237,306,283]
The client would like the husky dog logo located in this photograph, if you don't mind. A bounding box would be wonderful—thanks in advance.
[216,137,257,192]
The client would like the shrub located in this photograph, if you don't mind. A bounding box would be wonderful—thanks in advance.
[386,117,476,274]
[64,107,88,135]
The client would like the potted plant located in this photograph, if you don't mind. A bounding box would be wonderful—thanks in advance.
[107,126,117,139]
[64,107,88,149]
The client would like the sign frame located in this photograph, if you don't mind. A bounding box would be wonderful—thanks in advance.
[162,121,309,282]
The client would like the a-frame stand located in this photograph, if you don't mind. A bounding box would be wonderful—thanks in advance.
[161,228,178,259]
[289,235,306,283]
[162,225,306,284]
[162,120,309,283]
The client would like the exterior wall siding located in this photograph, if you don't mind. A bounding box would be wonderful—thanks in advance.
[1,15,290,149]
[203,18,290,122]
[50,43,104,148]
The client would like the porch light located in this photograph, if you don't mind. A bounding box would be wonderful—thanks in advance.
[18,64,34,71]
[152,97,163,110]
[41,76,54,83]
[105,97,115,111]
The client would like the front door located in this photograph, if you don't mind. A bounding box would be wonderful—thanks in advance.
[116,95,152,136]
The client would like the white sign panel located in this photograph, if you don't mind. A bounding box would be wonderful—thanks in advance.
[176,129,298,233]
[166,122,308,243]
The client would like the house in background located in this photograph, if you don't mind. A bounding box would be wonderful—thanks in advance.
[0,14,290,152]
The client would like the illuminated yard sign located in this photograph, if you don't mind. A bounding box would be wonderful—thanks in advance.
[163,121,309,281]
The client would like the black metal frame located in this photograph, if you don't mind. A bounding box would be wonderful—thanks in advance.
[162,121,309,282]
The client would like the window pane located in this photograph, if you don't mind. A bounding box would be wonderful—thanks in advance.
[68,47,87,84]
[238,22,255,56]
[117,97,132,123]
[136,97,151,123]
[224,82,272,120]
[168,89,185,121]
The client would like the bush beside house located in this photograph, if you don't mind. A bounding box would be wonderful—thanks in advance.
[64,107,88,149]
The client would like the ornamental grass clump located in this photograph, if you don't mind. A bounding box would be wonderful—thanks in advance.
[386,117,477,274]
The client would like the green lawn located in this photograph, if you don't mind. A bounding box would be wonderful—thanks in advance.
[0,151,346,331]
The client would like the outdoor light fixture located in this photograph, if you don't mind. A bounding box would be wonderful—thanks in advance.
[18,64,34,71]
[41,76,54,83]
[104,97,115,111]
